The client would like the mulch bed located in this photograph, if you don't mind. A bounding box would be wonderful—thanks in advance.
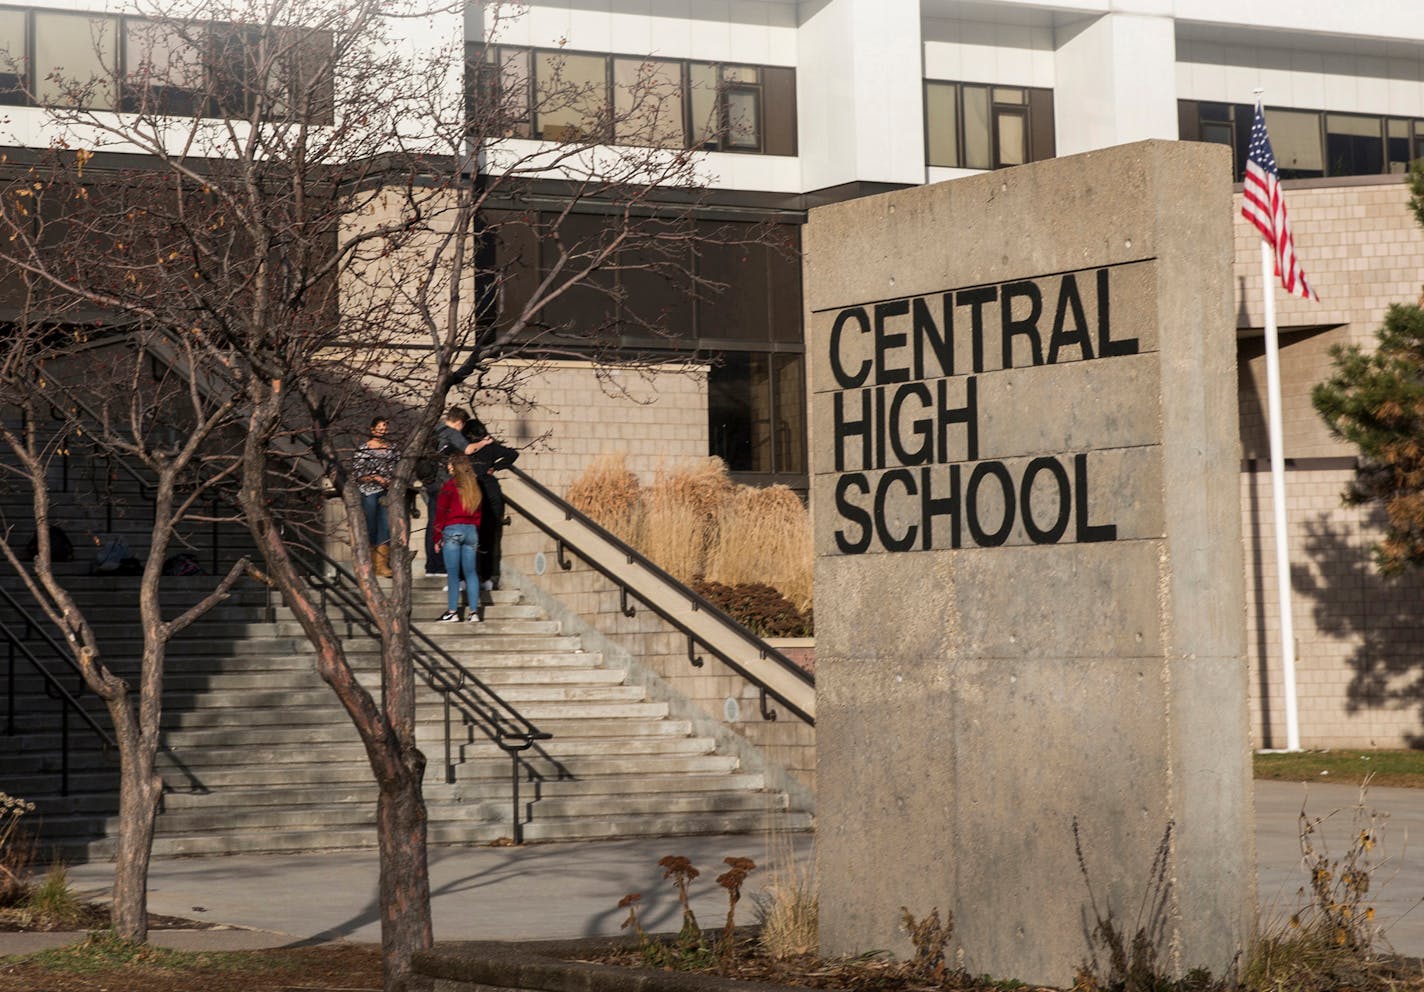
[578,943,1040,992]
[0,943,382,992]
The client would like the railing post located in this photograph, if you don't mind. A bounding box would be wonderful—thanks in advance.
[511,753,522,845]
[5,644,14,735]
[60,703,70,797]
[444,696,454,784]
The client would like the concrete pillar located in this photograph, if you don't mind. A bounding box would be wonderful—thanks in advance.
[797,0,925,191]
[1053,12,1178,156]
[808,141,1253,985]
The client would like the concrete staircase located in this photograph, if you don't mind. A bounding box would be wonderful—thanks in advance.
[0,430,808,858]
[2,571,808,859]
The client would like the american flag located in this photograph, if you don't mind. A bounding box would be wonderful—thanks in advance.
[1241,104,1318,301]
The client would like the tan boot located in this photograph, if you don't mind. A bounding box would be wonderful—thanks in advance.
[374,544,393,578]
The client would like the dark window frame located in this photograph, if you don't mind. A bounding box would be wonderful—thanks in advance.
[1179,99,1424,181]
[473,44,797,157]
[923,78,1055,170]
[0,4,333,122]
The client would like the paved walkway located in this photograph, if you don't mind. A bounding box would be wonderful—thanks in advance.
[6,780,1424,957]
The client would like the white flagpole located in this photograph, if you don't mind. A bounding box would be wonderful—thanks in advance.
[1259,214,1301,752]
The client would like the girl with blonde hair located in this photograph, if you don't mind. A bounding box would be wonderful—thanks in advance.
[433,456,484,622]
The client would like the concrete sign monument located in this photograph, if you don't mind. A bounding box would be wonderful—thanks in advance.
[810,141,1252,983]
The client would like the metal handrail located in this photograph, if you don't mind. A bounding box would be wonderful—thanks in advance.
[1,618,116,796]
[502,465,815,726]
[0,583,88,688]
[286,538,556,843]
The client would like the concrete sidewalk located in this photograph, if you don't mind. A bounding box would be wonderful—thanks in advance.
[7,780,1424,957]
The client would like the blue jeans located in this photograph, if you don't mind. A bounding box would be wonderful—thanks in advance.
[441,524,479,611]
[362,492,389,547]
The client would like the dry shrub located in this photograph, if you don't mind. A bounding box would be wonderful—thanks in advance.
[567,453,643,545]
[706,484,813,612]
[692,579,811,637]
[0,792,36,907]
[640,458,735,580]
[1244,782,1394,992]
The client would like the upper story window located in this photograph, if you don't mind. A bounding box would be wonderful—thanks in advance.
[0,5,332,122]
[1180,100,1424,180]
[471,44,797,156]
[924,80,1055,170]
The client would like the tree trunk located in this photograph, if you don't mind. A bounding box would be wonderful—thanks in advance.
[105,692,162,943]
[376,758,432,992]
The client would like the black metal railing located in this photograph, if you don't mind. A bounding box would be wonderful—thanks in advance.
[503,465,815,726]
[0,586,116,795]
[287,538,556,843]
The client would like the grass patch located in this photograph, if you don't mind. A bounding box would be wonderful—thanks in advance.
[1254,749,1424,788]
[12,930,294,975]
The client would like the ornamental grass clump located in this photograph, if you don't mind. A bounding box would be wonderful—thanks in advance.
[706,484,813,612]
[642,459,735,582]
[569,453,814,628]
[567,453,643,545]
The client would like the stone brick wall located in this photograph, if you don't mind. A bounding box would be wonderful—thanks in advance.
[1234,175,1424,748]
[468,359,711,496]
[498,520,816,800]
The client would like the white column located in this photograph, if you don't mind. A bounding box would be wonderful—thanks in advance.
[797,0,925,191]
[1052,12,1178,156]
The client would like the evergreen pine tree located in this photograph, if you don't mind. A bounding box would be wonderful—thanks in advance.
[1313,161,1424,573]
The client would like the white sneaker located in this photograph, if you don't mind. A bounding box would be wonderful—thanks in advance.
[467,611,482,623]
[480,580,493,592]
[443,581,466,592]
[436,610,460,623]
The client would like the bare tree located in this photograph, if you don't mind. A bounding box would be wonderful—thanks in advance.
[0,0,768,986]
[0,268,254,942]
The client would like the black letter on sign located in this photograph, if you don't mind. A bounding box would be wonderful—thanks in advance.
[834,389,871,473]
[1001,281,1044,369]
[889,382,934,466]
[913,295,954,380]
[830,307,872,388]
[1020,456,1070,544]
[936,376,979,462]
[957,286,998,373]
[834,473,872,554]
[966,461,1015,547]
[874,300,911,384]
[921,464,962,550]
[1048,273,1094,364]
[1096,267,1138,358]
[1074,453,1117,543]
[874,469,919,552]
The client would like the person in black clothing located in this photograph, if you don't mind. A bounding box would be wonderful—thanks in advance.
[463,415,518,591]
[422,406,490,574]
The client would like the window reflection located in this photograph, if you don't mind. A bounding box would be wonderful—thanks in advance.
[535,51,607,141]
[613,57,683,148]
[925,79,1053,170]
[35,11,117,110]
[124,19,206,115]
[1264,108,1324,177]
[1182,100,1424,180]
[0,9,25,105]
[1326,114,1382,176]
